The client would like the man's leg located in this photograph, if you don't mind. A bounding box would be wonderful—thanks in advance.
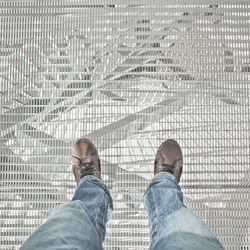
[20,138,113,250]
[143,140,224,250]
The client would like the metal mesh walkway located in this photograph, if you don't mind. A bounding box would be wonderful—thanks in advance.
[0,1,249,249]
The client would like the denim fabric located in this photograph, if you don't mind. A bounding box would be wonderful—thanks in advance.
[20,175,113,250]
[20,173,224,250]
[71,175,113,242]
[143,172,224,250]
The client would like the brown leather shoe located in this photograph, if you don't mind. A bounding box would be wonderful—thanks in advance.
[154,139,183,183]
[72,138,101,184]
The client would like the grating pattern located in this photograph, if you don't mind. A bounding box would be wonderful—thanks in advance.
[0,1,249,249]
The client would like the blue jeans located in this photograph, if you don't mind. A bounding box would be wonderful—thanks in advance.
[143,172,224,250]
[20,173,224,250]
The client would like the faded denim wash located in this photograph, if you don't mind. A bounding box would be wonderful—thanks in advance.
[20,175,113,250]
[143,172,224,250]
[20,173,224,250]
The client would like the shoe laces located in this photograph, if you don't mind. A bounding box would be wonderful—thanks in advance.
[72,155,98,175]
[161,158,182,174]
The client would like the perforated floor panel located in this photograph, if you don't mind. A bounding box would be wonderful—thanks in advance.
[0,1,250,249]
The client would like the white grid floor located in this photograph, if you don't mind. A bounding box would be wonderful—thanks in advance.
[0,1,249,249]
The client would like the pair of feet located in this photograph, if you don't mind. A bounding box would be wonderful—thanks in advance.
[72,138,183,184]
